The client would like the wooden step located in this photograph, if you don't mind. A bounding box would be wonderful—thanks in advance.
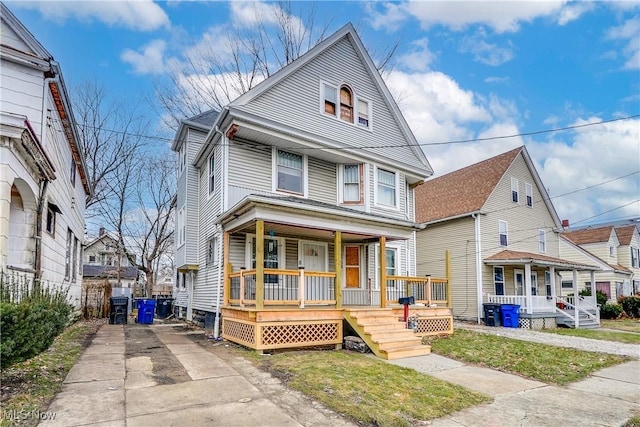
[362,322,407,333]
[383,345,431,360]
[375,336,423,351]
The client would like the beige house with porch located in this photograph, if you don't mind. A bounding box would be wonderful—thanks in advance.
[415,146,600,329]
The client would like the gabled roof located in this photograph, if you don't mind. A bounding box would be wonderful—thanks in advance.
[83,264,139,280]
[562,226,615,245]
[415,146,522,223]
[171,109,219,151]
[484,249,599,270]
[615,225,637,246]
[559,234,631,275]
[85,233,119,249]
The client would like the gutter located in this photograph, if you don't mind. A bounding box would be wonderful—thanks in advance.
[213,125,225,339]
[472,213,483,325]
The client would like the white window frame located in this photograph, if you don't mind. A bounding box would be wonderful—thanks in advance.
[499,220,508,247]
[374,242,400,289]
[538,229,546,253]
[272,148,308,197]
[245,234,286,274]
[206,236,218,266]
[374,166,399,210]
[545,271,552,296]
[177,207,185,248]
[609,246,615,257]
[65,228,73,279]
[208,153,215,195]
[632,247,640,268]
[319,80,372,130]
[511,177,519,203]
[338,163,363,204]
[525,183,533,207]
[297,240,329,271]
[494,266,505,295]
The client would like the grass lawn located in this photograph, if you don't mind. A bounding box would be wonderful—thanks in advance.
[0,320,103,427]
[602,319,640,333]
[428,329,629,385]
[541,326,640,344]
[257,350,490,427]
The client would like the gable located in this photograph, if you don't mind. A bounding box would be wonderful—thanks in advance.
[0,3,50,61]
[230,31,429,173]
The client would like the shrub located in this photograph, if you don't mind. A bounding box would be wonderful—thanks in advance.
[600,303,623,319]
[579,289,608,306]
[619,296,640,318]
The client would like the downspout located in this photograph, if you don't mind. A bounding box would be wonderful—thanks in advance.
[472,213,483,324]
[34,72,58,280]
[213,125,225,338]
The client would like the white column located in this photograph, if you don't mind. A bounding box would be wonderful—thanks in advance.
[524,263,533,314]
[590,270,596,296]
[549,266,556,300]
[573,269,579,328]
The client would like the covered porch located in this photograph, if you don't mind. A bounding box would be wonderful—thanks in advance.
[218,195,453,356]
[484,250,601,329]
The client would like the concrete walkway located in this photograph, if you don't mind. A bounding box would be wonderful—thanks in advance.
[41,322,640,427]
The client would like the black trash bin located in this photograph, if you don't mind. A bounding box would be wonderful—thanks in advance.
[483,303,501,327]
[109,296,129,325]
[156,298,173,319]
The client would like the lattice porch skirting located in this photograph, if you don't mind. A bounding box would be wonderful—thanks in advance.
[223,318,342,351]
[415,316,454,335]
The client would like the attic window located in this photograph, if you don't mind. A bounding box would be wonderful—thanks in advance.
[323,83,337,116]
[525,183,533,207]
[340,86,353,122]
[511,178,519,203]
[321,81,371,129]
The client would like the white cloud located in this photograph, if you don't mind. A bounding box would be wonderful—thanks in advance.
[527,116,640,224]
[557,2,594,25]
[485,76,510,84]
[121,40,167,75]
[13,0,169,31]
[405,0,567,33]
[228,0,305,33]
[365,2,410,32]
[459,30,514,66]
[606,17,640,70]
[397,38,436,72]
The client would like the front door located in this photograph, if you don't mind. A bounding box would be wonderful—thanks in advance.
[345,246,360,288]
[301,241,327,272]
[514,270,524,296]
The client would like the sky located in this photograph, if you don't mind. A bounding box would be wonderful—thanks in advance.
[6,0,640,228]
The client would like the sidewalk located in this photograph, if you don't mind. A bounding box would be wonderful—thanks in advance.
[41,322,640,426]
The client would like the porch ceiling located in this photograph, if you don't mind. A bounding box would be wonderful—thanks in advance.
[484,250,600,271]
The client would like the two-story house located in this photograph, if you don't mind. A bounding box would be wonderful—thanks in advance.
[82,228,139,290]
[0,3,90,306]
[560,225,636,301]
[616,224,640,295]
[172,23,453,359]
[414,146,600,329]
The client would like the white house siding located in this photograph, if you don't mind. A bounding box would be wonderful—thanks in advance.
[307,157,337,204]
[185,128,205,264]
[618,230,640,290]
[234,36,427,172]
[579,238,619,265]
[0,60,44,133]
[416,217,477,320]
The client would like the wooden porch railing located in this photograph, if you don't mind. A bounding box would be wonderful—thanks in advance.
[387,275,450,307]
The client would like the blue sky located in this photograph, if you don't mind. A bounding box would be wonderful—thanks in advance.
[7,0,640,227]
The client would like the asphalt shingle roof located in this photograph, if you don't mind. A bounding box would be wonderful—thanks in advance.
[414,146,522,223]
[562,226,614,245]
[615,225,636,246]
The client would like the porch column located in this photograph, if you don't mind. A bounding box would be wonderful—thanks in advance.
[0,170,10,270]
[256,219,265,309]
[590,270,596,295]
[334,231,342,308]
[379,236,387,308]
[549,266,556,301]
[445,250,452,308]
[524,263,533,314]
[223,231,230,307]
[573,269,579,328]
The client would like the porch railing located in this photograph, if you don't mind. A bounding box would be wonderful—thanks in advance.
[228,268,336,307]
[486,295,555,313]
[387,276,450,306]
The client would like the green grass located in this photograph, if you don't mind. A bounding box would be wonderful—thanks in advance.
[602,319,640,333]
[260,350,490,427]
[541,327,640,344]
[429,329,629,385]
[0,320,102,427]
[623,412,640,427]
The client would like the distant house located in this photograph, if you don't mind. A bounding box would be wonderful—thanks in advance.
[414,146,600,329]
[83,228,139,289]
[0,3,90,306]
[560,224,637,300]
[172,23,453,359]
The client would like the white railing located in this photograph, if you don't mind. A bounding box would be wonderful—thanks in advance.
[485,295,555,313]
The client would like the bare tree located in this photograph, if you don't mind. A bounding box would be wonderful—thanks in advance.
[73,80,149,212]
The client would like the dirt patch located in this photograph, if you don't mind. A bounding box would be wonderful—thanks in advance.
[125,324,191,385]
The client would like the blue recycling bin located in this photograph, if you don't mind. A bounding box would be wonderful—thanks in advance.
[136,299,156,324]
[500,304,520,328]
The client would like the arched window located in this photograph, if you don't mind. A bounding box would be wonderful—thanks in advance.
[340,86,353,122]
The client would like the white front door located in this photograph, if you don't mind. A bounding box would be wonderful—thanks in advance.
[300,241,328,272]
[514,270,524,296]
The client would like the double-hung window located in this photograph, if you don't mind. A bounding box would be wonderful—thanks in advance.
[376,168,397,208]
[323,83,337,116]
[342,164,362,203]
[525,183,533,207]
[208,154,215,194]
[494,267,505,295]
[357,99,370,127]
[511,178,519,203]
[538,229,546,253]
[632,247,640,268]
[206,236,218,265]
[499,220,508,246]
[275,149,305,195]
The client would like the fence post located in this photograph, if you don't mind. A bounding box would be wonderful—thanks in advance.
[240,268,245,308]
[426,275,432,305]
[298,267,305,308]
[445,249,452,308]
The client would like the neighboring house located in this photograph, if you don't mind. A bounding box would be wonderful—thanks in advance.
[0,3,90,306]
[560,225,637,300]
[172,23,453,359]
[82,228,139,289]
[414,146,600,329]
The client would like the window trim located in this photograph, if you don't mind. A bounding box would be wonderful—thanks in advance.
[319,80,372,130]
[499,220,508,247]
[177,207,185,248]
[632,247,640,268]
[206,236,218,266]
[494,266,505,295]
[339,85,354,123]
[208,153,215,195]
[511,177,519,203]
[245,234,286,274]
[272,148,308,197]
[374,166,399,210]
[339,163,364,204]
[538,229,546,253]
[525,182,533,207]
[374,242,400,289]
[45,203,57,236]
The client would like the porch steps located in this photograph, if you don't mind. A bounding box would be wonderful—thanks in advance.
[557,310,600,329]
[343,308,430,360]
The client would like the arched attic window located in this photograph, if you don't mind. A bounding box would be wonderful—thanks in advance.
[340,85,353,123]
